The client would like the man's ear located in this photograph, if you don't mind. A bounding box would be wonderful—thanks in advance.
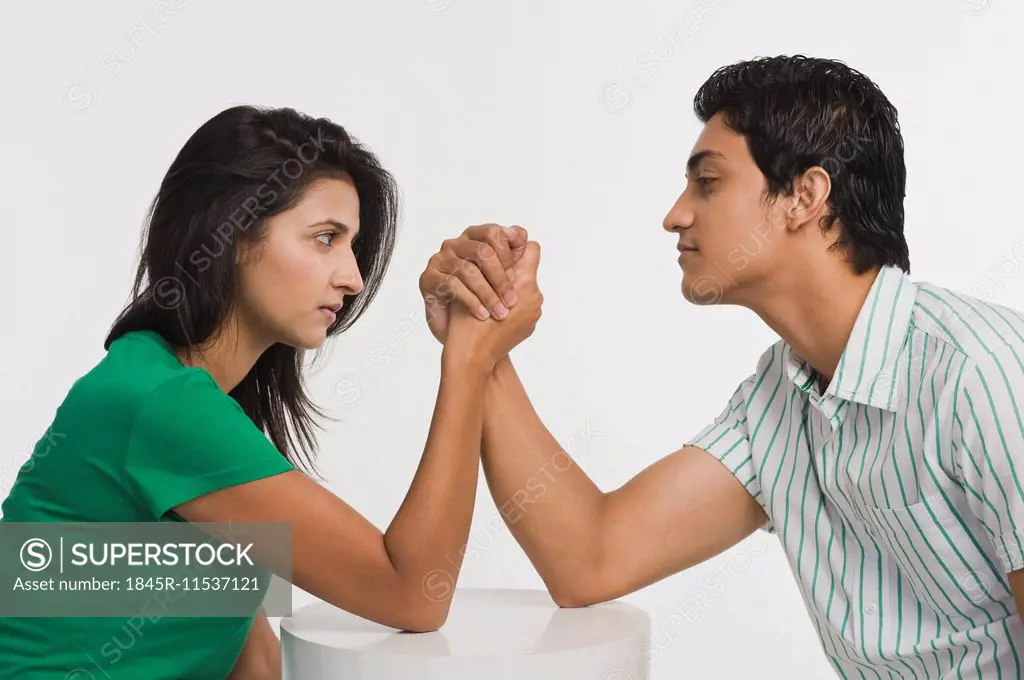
[786,166,831,231]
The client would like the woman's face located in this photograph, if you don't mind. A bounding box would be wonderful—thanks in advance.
[236,176,364,350]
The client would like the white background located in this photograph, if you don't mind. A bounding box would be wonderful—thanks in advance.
[2,0,1023,677]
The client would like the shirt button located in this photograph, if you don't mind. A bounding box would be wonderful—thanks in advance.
[864,602,877,615]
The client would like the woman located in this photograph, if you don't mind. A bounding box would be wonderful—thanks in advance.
[0,105,543,679]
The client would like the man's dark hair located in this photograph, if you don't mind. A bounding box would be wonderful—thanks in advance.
[694,55,910,274]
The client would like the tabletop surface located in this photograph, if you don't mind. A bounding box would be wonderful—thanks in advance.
[279,587,651,657]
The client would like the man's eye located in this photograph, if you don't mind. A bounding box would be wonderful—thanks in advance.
[695,177,719,194]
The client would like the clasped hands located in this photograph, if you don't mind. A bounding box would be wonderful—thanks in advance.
[418,224,542,371]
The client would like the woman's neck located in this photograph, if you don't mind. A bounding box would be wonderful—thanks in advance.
[175,317,270,393]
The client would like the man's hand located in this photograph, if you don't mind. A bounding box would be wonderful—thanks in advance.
[1008,570,1024,628]
[445,242,544,370]
[419,223,529,342]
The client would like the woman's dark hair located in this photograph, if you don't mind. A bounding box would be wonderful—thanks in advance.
[693,55,910,274]
[105,105,399,476]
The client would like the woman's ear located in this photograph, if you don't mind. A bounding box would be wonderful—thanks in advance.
[236,238,265,267]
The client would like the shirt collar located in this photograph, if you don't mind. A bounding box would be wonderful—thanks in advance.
[784,265,917,412]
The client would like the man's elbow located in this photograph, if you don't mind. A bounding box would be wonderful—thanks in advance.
[545,537,614,608]
[547,571,610,609]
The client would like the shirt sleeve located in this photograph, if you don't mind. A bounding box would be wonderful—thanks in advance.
[954,341,1024,573]
[125,372,297,520]
[685,375,775,534]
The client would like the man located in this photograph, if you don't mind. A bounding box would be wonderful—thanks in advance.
[418,55,1024,677]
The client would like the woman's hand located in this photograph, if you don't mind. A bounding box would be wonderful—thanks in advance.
[226,611,280,680]
[171,230,540,638]
[443,241,543,372]
[419,224,529,343]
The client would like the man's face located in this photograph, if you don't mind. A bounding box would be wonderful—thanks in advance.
[662,113,792,306]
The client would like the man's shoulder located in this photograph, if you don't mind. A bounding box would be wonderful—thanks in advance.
[721,339,793,403]
[753,338,791,378]
[910,279,1024,365]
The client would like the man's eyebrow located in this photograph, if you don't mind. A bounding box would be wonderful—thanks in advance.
[686,149,726,175]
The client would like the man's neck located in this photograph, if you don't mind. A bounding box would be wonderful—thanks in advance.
[746,261,882,389]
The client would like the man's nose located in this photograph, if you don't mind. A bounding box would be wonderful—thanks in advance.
[662,193,694,233]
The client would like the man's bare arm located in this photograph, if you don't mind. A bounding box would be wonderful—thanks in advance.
[482,357,767,607]
[414,224,766,606]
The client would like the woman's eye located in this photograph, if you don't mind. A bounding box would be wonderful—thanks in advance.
[316,231,338,246]
[698,176,717,186]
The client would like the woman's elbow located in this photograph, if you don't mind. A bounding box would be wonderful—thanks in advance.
[399,616,444,633]
[399,604,449,633]
[550,585,598,609]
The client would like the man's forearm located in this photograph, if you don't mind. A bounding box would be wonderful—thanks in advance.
[481,357,605,602]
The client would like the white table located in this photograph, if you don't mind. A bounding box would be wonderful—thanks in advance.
[280,587,652,679]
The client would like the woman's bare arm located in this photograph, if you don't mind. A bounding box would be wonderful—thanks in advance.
[172,351,489,632]
[173,244,543,633]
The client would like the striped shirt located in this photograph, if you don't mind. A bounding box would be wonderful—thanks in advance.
[687,264,1024,678]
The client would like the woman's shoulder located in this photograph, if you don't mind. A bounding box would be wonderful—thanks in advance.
[75,330,224,417]
[40,330,234,469]
[0,332,247,523]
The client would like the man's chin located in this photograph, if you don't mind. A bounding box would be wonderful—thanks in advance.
[681,272,726,305]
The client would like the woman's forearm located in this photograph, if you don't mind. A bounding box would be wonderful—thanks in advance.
[381,348,491,622]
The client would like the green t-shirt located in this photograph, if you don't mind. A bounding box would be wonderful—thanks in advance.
[0,329,296,679]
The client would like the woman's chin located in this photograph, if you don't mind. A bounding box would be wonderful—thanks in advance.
[280,326,328,352]
[304,331,329,350]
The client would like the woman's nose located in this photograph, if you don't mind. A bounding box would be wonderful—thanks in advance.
[332,250,364,296]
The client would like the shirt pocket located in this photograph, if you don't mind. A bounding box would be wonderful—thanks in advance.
[862,489,1009,628]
